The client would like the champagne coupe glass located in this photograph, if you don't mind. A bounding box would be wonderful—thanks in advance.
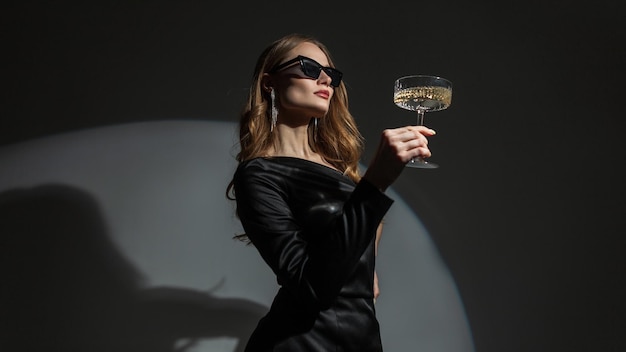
[393,75,452,168]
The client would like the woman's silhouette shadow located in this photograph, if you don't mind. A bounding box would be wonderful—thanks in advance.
[0,184,266,352]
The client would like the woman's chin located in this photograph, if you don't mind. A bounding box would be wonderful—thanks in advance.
[311,107,329,119]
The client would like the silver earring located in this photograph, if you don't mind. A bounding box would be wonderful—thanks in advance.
[314,118,319,143]
[270,89,278,132]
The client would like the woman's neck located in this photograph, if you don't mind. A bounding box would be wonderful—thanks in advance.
[266,123,337,170]
[263,113,339,170]
[269,124,314,158]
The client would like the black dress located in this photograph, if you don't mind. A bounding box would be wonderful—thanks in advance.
[232,157,394,352]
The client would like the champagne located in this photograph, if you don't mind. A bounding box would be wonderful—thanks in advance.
[393,86,452,112]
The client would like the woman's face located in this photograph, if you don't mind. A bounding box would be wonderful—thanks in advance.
[272,42,336,120]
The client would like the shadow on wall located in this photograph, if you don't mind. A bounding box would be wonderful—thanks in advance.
[0,184,266,352]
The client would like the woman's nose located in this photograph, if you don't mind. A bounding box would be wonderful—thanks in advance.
[318,70,332,86]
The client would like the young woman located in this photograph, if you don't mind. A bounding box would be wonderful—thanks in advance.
[227,33,436,351]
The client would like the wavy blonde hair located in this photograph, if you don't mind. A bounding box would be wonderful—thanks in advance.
[227,33,364,201]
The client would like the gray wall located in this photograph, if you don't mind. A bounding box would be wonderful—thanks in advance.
[3,1,625,351]
[0,120,472,351]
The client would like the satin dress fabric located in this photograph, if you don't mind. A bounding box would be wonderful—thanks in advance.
[233,157,394,352]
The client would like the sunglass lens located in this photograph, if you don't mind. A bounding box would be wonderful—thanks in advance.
[323,68,342,87]
[301,59,322,80]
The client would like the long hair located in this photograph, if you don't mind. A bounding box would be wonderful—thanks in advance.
[226,34,364,240]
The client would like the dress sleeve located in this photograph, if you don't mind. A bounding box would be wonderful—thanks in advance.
[233,163,394,309]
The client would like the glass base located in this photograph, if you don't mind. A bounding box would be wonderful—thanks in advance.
[406,158,439,169]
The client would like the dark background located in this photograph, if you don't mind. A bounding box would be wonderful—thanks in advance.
[3,1,625,351]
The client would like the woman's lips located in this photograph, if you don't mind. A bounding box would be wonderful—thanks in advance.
[315,90,330,99]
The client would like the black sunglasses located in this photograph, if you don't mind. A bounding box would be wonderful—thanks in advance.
[270,55,343,87]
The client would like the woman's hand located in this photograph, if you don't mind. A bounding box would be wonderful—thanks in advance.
[363,125,436,191]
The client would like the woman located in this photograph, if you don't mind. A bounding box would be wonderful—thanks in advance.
[227,33,436,351]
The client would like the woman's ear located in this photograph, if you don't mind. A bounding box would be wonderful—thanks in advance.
[261,73,273,93]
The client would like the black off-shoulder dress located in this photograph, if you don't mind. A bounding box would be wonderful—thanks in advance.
[232,157,394,352]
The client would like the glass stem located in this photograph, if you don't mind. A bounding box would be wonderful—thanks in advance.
[417,109,425,126]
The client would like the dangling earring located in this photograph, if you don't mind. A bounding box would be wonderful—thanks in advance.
[270,89,278,132]
[314,118,319,143]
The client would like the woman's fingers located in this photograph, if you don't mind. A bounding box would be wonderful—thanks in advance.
[383,126,435,143]
[382,126,435,160]
[363,125,437,191]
